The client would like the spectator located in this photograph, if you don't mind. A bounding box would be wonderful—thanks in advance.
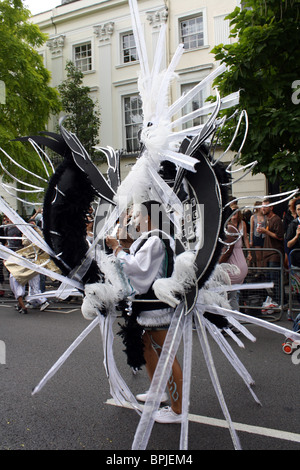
[249,202,267,267]
[258,199,284,312]
[286,198,300,268]
[219,205,251,311]
[3,219,27,313]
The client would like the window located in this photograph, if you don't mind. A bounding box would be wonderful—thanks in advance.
[74,42,92,72]
[124,94,143,152]
[180,15,204,50]
[121,32,137,64]
[214,14,231,46]
[181,83,204,129]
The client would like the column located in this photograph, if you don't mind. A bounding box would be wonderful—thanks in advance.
[46,34,66,131]
[94,22,114,147]
[46,34,66,87]
[146,6,168,70]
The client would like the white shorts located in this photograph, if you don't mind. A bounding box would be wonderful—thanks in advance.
[9,274,25,299]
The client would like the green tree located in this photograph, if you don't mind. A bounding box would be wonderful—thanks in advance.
[58,61,101,159]
[0,0,61,181]
[211,0,300,191]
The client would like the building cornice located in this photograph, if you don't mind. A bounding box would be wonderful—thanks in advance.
[146,6,168,28]
[32,0,128,29]
[93,21,115,43]
[46,34,66,56]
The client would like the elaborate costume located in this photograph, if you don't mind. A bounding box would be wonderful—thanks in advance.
[0,0,299,450]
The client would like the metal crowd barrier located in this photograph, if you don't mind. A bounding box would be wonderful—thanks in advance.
[288,249,300,322]
[239,248,285,322]
[1,245,299,325]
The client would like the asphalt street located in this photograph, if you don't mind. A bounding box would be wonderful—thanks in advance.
[0,295,299,452]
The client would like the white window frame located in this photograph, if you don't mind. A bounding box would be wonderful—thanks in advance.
[178,9,208,51]
[120,31,138,65]
[123,93,143,153]
[73,41,93,73]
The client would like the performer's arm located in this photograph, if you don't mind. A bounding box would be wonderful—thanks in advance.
[106,235,165,295]
[287,224,300,249]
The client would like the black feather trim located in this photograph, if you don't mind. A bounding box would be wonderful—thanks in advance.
[117,311,146,370]
[203,312,229,329]
[43,157,101,284]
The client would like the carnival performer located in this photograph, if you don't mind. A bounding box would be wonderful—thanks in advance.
[106,200,183,423]
[219,205,251,311]
[4,220,57,312]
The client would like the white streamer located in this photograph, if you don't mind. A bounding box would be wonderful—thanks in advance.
[180,312,193,450]
[32,316,100,395]
[194,308,242,450]
[132,304,185,450]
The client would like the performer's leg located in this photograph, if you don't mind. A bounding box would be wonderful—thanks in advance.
[28,275,47,306]
[148,329,182,415]
[9,274,26,312]
[18,295,26,311]
[142,331,159,379]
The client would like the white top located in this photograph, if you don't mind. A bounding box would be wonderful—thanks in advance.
[116,232,174,327]
[117,233,169,295]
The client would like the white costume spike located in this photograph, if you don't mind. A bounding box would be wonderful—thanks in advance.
[0,196,54,257]
[0,146,48,183]
[0,149,44,190]
[1,0,300,453]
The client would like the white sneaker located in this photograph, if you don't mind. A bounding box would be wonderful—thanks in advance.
[136,390,168,403]
[40,301,50,311]
[261,297,279,313]
[153,406,182,424]
[262,296,272,308]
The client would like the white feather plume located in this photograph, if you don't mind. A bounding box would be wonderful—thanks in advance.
[82,253,130,320]
[153,251,197,307]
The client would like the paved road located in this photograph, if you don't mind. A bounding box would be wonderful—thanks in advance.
[0,296,299,452]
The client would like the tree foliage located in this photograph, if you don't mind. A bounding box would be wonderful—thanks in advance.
[0,0,61,180]
[58,61,101,159]
[211,0,300,190]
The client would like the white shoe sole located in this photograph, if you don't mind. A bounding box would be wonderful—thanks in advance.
[136,391,168,403]
[153,406,182,424]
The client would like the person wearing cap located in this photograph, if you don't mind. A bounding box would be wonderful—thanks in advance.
[286,198,300,267]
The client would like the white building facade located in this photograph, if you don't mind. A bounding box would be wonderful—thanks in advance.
[31,0,266,203]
